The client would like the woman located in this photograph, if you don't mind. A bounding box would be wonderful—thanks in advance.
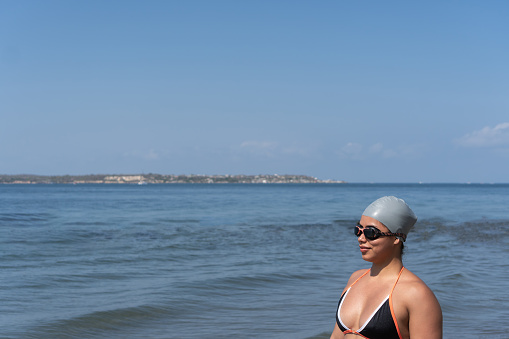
[330,196,442,339]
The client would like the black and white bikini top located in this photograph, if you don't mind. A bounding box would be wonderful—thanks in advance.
[336,267,404,339]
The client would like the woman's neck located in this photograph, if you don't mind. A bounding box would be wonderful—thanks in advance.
[370,255,403,277]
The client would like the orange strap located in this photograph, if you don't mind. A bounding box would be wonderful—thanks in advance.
[346,269,370,290]
[343,329,369,338]
[389,267,405,339]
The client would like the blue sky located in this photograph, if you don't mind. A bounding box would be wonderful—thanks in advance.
[1,1,508,182]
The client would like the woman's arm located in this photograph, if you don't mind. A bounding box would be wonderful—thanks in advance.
[406,282,443,339]
[330,323,344,339]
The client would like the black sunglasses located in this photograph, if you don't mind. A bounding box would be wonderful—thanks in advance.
[354,223,406,241]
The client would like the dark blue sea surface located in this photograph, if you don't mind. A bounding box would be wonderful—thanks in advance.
[1,183,508,338]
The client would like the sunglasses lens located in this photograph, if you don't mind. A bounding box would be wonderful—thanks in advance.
[354,226,362,237]
[363,227,379,240]
[355,225,382,240]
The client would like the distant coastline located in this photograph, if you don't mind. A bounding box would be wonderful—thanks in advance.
[0,174,346,184]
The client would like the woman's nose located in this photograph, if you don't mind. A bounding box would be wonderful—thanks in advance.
[358,231,367,243]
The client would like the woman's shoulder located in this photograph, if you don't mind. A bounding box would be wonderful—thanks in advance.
[346,268,369,285]
[400,267,432,288]
[399,268,441,308]
[338,269,369,295]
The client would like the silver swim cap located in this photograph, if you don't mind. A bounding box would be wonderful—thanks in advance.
[362,196,417,241]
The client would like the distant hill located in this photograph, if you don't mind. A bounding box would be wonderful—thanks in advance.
[0,174,345,184]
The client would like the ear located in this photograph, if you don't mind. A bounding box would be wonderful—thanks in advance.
[393,237,401,245]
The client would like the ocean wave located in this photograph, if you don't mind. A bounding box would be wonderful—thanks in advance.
[62,221,110,226]
[0,212,54,225]
[413,218,509,245]
[23,304,177,338]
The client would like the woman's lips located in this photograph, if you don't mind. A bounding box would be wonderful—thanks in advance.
[359,246,370,253]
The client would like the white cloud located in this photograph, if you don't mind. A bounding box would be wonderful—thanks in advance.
[237,140,317,158]
[280,145,315,157]
[239,141,278,157]
[240,140,277,149]
[342,142,363,155]
[337,142,364,160]
[145,149,159,160]
[339,142,422,160]
[368,143,397,158]
[456,122,509,147]
[124,149,160,160]
[369,143,384,154]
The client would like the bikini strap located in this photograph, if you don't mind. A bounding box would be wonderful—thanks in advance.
[389,266,405,339]
[348,269,370,290]
[390,266,405,294]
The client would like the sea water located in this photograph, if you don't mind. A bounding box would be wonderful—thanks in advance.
[0,183,508,338]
